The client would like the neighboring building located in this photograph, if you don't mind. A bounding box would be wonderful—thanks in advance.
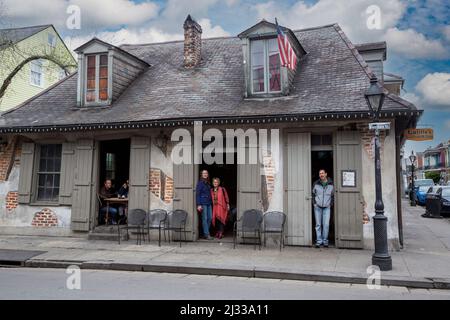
[422,141,450,183]
[0,16,421,250]
[0,25,77,111]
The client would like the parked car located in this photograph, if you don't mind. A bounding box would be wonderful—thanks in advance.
[416,185,431,206]
[438,186,450,217]
[423,186,442,217]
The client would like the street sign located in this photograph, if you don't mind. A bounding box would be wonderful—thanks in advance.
[369,122,391,130]
[404,128,434,141]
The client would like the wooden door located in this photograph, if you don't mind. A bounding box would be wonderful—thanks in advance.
[129,136,150,211]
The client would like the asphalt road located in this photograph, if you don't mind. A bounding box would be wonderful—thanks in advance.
[1,267,450,300]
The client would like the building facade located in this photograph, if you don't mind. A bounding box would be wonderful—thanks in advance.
[0,25,77,111]
[0,17,421,250]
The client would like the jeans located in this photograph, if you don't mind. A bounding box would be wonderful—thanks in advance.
[99,206,118,224]
[201,204,212,237]
[314,205,330,246]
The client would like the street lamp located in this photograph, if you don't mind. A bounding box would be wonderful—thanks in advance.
[409,151,417,206]
[365,75,392,271]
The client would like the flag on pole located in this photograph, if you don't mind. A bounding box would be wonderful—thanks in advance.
[276,18,297,71]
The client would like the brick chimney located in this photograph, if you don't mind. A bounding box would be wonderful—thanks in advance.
[183,15,202,68]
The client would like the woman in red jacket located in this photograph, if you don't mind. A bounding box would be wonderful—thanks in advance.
[211,177,230,239]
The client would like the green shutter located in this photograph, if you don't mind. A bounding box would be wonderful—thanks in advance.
[334,131,364,249]
[18,142,35,204]
[71,139,94,231]
[59,142,76,205]
[128,137,150,211]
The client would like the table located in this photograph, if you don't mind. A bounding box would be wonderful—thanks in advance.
[104,197,129,225]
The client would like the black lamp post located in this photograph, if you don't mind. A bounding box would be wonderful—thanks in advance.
[365,75,392,271]
[409,151,417,206]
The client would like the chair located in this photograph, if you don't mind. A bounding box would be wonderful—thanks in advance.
[164,210,188,247]
[233,209,263,250]
[118,208,147,245]
[146,209,167,246]
[262,211,286,251]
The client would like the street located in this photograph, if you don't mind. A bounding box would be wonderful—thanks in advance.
[1,267,450,300]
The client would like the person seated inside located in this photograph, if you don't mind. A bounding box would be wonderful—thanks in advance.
[117,180,129,224]
[98,179,119,225]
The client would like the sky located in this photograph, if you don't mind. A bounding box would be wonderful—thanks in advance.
[0,0,449,154]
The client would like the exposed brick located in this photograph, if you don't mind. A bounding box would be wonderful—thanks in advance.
[31,208,58,227]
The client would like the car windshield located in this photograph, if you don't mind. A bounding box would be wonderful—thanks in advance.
[418,186,429,192]
[415,179,434,187]
[442,188,450,197]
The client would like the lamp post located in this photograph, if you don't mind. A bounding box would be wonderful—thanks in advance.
[409,151,417,206]
[365,75,392,271]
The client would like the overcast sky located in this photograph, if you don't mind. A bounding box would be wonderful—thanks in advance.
[1,0,449,154]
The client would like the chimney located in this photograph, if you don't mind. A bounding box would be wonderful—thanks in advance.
[183,15,202,68]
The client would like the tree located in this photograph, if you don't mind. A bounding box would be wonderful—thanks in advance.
[425,171,440,184]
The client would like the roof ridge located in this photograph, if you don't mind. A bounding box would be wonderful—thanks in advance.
[1,72,77,117]
[0,24,52,32]
[332,24,374,80]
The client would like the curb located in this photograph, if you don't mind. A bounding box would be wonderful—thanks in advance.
[23,258,449,290]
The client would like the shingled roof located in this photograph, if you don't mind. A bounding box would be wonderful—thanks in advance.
[0,23,421,132]
[0,25,52,50]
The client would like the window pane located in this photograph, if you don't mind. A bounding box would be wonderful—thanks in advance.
[99,90,108,101]
[251,40,265,93]
[86,91,96,102]
[87,67,95,78]
[36,145,62,201]
[100,55,108,66]
[99,78,108,90]
[268,38,281,92]
[99,66,108,78]
[87,80,96,89]
[87,56,96,67]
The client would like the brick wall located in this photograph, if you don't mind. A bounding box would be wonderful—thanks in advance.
[357,122,386,160]
[149,168,173,204]
[31,208,58,227]
[5,191,18,212]
[0,136,18,182]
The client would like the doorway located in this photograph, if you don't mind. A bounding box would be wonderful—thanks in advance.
[311,134,335,246]
[198,153,237,240]
[99,139,131,189]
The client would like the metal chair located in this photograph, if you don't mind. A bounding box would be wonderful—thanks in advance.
[118,208,147,245]
[233,209,263,250]
[262,211,286,251]
[164,210,188,247]
[147,209,167,246]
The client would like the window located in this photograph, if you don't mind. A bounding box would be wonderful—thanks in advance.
[30,60,43,87]
[311,134,333,146]
[250,38,281,94]
[36,144,62,202]
[85,54,109,104]
[48,33,56,48]
[105,153,116,180]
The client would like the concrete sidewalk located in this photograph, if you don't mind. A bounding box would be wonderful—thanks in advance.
[1,200,449,289]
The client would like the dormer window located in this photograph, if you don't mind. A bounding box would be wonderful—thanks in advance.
[85,54,109,103]
[251,38,281,94]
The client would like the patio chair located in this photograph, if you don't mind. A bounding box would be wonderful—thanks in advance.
[164,209,188,247]
[146,209,167,246]
[262,211,286,251]
[118,208,147,245]
[233,209,263,250]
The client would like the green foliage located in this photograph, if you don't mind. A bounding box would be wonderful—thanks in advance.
[425,171,441,183]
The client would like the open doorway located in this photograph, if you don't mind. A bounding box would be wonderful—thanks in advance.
[311,134,335,246]
[97,139,130,226]
[198,153,237,240]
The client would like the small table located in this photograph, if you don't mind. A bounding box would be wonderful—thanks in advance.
[104,197,129,225]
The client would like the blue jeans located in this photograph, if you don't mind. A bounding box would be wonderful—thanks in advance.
[314,206,330,246]
[201,204,212,237]
[99,206,118,223]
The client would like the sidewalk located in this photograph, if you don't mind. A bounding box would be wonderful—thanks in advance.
[1,200,450,289]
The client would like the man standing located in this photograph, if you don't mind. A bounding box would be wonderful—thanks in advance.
[99,179,118,225]
[312,169,334,248]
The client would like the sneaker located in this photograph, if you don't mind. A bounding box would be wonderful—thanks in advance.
[315,243,321,248]
[207,235,214,240]
[323,244,329,248]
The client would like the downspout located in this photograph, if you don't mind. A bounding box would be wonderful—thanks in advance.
[395,128,403,249]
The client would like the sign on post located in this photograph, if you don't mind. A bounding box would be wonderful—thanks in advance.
[404,128,433,141]
[369,122,391,130]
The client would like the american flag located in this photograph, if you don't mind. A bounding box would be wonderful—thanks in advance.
[276,19,297,71]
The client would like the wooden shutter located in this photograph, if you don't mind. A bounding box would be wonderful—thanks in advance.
[237,143,261,218]
[128,137,150,211]
[18,142,35,204]
[334,131,364,249]
[71,139,94,231]
[59,142,76,205]
[173,136,195,240]
[284,132,312,246]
